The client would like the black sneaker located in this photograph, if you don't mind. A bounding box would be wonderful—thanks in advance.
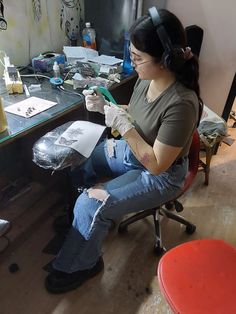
[45,257,104,294]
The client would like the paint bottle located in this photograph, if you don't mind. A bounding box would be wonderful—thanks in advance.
[0,97,8,133]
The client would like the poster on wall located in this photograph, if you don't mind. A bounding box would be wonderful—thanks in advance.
[32,0,42,22]
[60,0,83,44]
[0,0,7,30]
[1,0,84,70]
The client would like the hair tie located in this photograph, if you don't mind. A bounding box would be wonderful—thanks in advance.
[183,47,194,60]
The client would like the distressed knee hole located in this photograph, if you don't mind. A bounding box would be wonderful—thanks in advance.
[88,185,109,201]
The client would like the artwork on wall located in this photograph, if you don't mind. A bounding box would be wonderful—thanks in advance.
[32,0,42,22]
[0,0,7,30]
[60,0,83,43]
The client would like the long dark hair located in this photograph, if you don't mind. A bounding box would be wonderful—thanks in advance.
[130,9,203,123]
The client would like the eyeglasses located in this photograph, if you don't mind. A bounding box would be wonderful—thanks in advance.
[129,47,153,67]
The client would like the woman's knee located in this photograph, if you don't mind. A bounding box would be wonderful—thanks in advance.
[73,185,109,220]
[87,184,109,201]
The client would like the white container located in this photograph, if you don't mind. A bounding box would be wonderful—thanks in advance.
[53,61,60,78]
[0,97,8,133]
[82,22,97,50]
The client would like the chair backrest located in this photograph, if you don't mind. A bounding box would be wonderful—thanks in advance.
[182,129,200,193]
[185,25,204,57]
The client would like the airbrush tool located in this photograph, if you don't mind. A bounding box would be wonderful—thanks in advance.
[88,86,120,137]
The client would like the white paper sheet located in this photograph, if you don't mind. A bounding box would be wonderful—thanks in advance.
[55,121,106,158]
[88,54,123,65]
[72,73,85,80]
[4,97,57,118]
[63,46,99,62]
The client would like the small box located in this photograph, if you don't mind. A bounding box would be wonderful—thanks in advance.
[32,53,65,72]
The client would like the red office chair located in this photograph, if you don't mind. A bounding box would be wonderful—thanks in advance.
[157,239,236,313]
[118,129,200,255]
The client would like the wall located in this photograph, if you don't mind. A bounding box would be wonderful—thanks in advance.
[142,0,166,12]
[142,0,235,115]
[0,0,84,184]
[0,0,84,75]
[1,0,235,115]
[166,0,235,115]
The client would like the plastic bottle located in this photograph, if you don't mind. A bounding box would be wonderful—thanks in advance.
[122,31,133,75]
[50,61,63,85]
[0,97,8,133]
[82,22,97,50]
[53,61,60,79]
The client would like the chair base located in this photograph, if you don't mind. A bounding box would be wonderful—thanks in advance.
[118,130,199,254]
[118,203,196,255]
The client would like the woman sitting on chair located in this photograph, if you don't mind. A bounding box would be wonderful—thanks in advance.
[45,7,202,293]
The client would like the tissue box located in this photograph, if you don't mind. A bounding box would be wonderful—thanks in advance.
[32,53,65,72]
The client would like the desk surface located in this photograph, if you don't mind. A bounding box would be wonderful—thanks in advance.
[0,79,84,146]
[0,73,137,147]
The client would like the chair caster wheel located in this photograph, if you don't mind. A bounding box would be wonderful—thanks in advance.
[165,202,174,210]
[118,225,128,234]
[153,244,165,256]
[175,201,184,213]
[185,224,196,234]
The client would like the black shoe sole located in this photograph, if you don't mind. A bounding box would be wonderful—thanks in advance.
[45,259,104,294]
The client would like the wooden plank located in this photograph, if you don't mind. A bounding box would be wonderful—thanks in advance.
[0,181,45,220]
[0,188,64,261]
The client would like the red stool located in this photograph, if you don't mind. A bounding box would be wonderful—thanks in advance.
[157,239,236,313]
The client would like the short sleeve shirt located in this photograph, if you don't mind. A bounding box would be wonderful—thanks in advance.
[128,79,199,158]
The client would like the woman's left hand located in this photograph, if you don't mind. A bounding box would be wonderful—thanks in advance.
[104,104,134,136]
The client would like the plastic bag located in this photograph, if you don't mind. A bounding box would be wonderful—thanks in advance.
[32,121,87,171]
[198,104,228,147]
[199,105,227,136]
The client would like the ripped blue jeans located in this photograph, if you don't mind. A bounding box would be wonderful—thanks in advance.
[53,138,188,272]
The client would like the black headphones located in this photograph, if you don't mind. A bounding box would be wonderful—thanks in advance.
[148,7,185,70]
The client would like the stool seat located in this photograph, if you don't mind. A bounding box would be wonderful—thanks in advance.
[157,239,236,314]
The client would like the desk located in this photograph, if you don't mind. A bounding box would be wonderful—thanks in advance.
[0,72,137,205]
[0,79,84,147]
[0,73,137,148]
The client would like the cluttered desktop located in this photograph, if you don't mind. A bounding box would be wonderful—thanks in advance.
[0,0,139,147]
[0,46,136,147]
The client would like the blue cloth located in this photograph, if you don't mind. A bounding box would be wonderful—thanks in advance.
[53,138,188,272]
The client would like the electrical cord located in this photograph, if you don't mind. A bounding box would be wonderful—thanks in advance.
[57,85,83,98]
[63,67,75,81]
[0,58,4,68]
[17,71,83,98]
[20,74,51,80]
[0,50,6,68]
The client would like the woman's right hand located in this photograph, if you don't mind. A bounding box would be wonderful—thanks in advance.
[82,88,109,114]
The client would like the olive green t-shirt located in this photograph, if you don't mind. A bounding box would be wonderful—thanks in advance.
[128,79,199,158]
